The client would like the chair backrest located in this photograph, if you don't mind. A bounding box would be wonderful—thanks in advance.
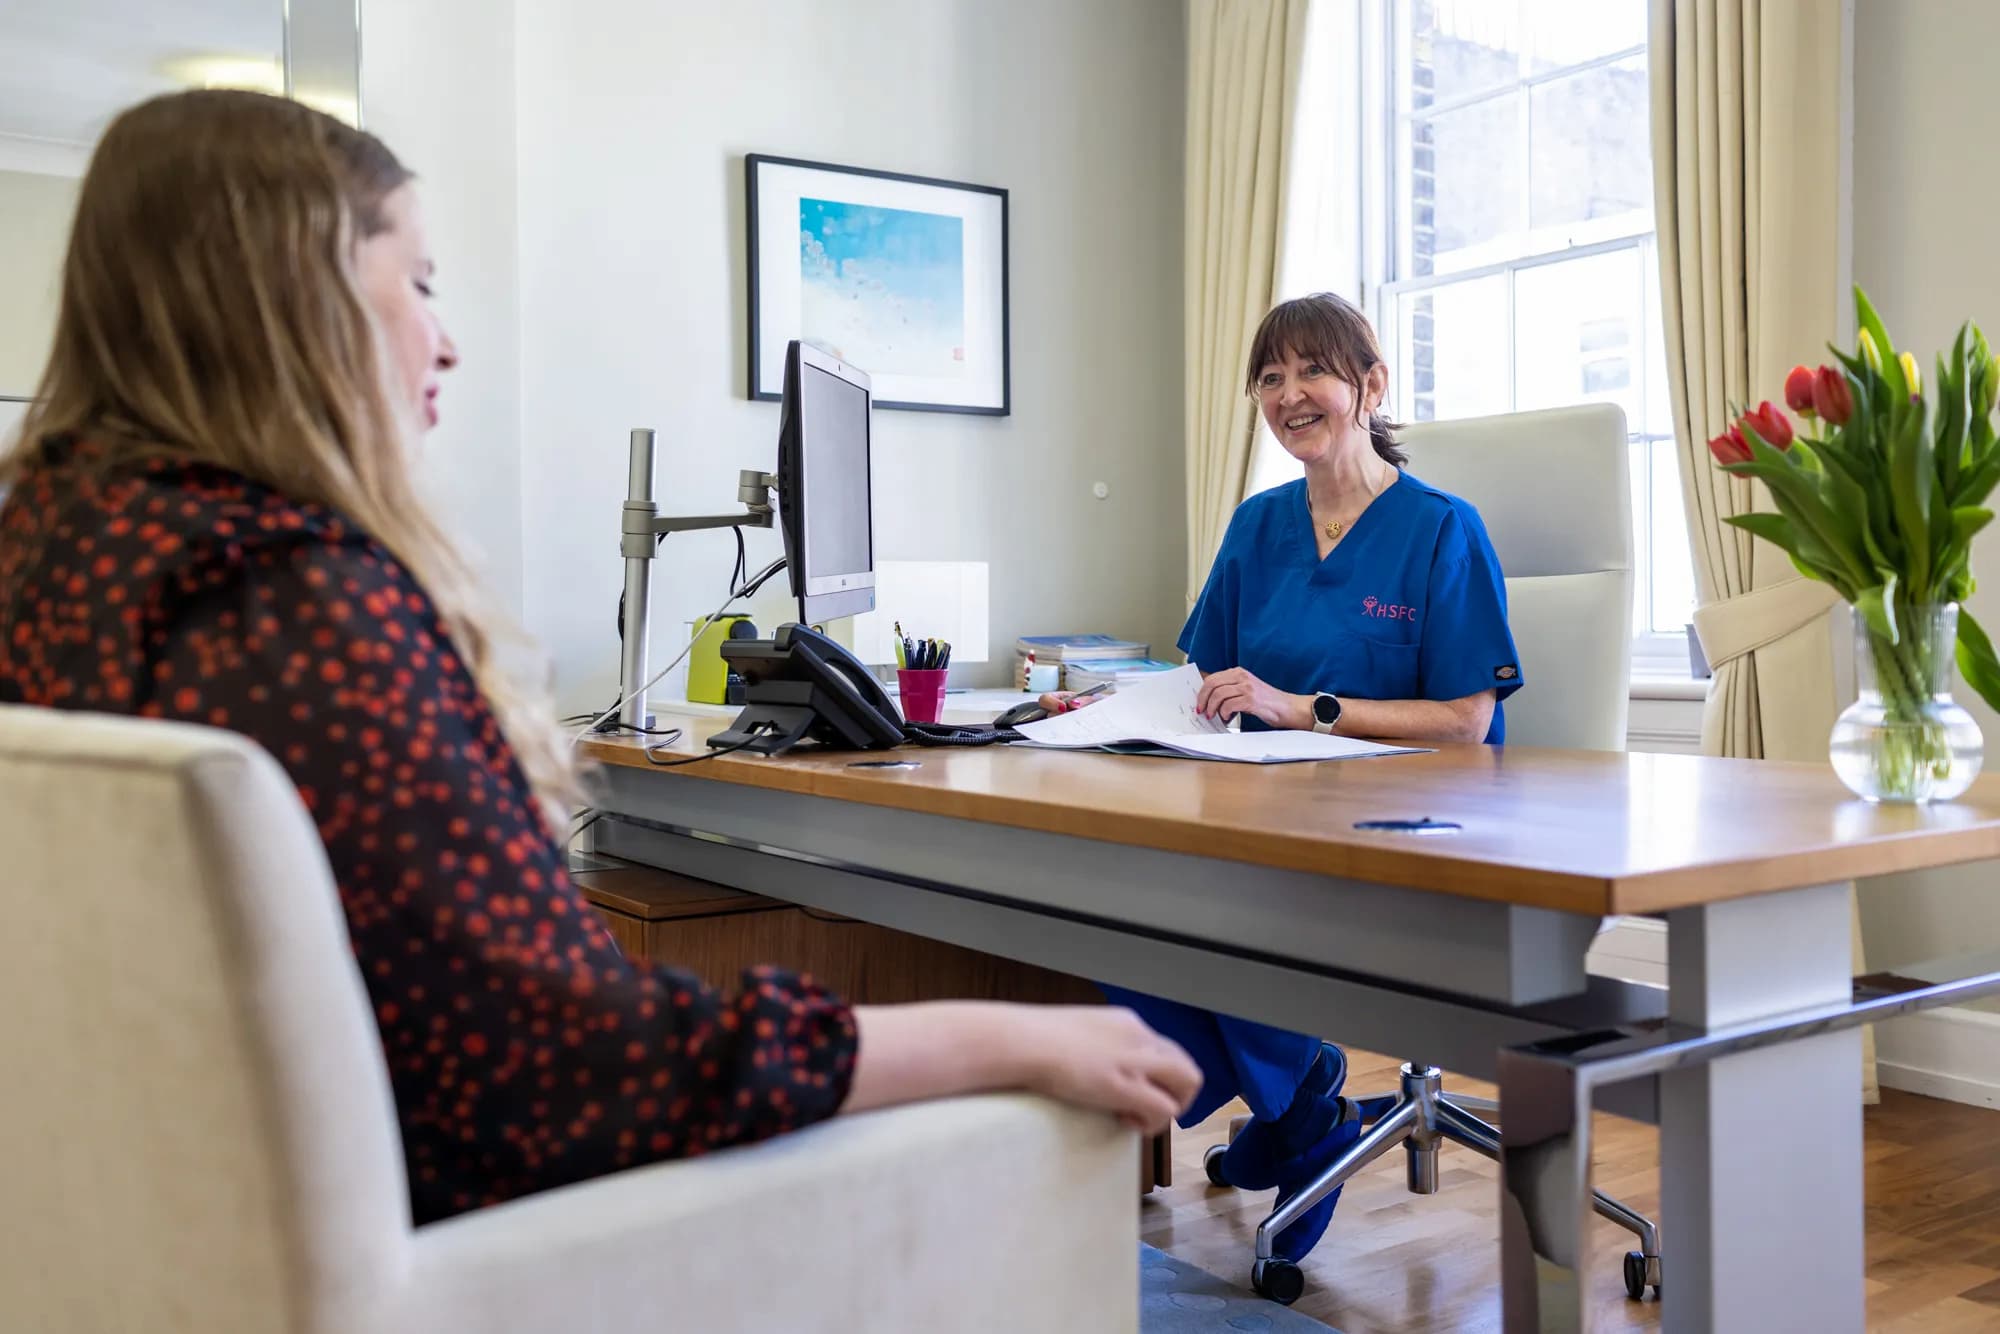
[1397,404,1634,750]
[0,706,409,1334]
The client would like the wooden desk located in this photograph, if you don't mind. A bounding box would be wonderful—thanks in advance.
[581,712,2000,1333]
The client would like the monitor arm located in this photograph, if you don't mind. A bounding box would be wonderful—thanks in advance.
[616,427,779,731]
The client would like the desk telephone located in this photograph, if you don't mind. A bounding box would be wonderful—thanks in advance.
[711,624,1012,755]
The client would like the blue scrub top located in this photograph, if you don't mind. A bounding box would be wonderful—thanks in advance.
[1179,472,1522,743]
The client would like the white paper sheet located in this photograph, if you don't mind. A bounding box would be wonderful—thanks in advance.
[1011,665,1427,764]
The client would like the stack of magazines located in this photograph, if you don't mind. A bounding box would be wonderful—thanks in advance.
[1063,657,1180,692]
[1012,635,1182,691]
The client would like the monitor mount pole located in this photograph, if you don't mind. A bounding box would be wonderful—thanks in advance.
[616,427,776,732]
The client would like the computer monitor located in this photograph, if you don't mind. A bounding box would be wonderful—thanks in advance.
[776,340,875,624]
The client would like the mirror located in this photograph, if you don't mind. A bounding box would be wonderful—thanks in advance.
[0,0,361,432]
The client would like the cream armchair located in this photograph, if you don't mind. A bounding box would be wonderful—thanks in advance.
[0,706,1137,1333]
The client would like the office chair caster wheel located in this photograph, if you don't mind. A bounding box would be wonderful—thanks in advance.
[1203,1144,1231,1188]
[1623,1250,1661,1301]
[1251,1257,1304,1305]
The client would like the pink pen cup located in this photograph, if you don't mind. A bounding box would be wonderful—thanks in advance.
[896,669,949,724]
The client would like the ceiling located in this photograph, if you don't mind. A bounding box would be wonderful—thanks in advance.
[0,0,281,149]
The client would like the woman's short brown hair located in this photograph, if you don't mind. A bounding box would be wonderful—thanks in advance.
[1243,292,1407,467]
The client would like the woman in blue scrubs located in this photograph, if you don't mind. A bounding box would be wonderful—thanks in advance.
[1045,291,1522,1265]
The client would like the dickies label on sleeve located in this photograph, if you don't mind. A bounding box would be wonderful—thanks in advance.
[1495,664,1519,681]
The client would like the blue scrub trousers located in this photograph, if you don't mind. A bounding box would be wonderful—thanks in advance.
[1101,984,1323,1127]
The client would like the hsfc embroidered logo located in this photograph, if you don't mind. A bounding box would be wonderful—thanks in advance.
[1361,595,1417,621]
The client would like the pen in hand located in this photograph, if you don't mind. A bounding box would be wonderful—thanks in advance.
[1055,681,1114,712]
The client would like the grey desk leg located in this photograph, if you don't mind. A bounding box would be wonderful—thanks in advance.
[1659,882,1863,1334]
[1499,881,1863,1333]
[1498,1049,1594,1333]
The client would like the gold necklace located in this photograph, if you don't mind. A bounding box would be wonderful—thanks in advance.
[1315,468,1391,543]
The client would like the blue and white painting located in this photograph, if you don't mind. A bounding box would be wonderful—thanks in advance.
[799,197,965,378]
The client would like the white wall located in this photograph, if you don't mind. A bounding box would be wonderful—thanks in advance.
[514,0,1187,711]
[1851,1,2000,992]
[361,0,526,619]
[0,167,77,395]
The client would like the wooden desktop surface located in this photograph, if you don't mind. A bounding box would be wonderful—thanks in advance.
[584,709,2000,918]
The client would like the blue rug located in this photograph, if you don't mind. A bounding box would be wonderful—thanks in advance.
[1140,1243,1339,1332]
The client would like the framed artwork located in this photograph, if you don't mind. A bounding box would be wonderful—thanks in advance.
[747,154,1009,415]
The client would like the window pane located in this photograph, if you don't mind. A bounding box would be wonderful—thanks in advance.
[1520,0,1646,74]
[1528,56,1651,236]
[1650,438,1698,633]
[1641,240,1675,438]
[1511,247,1644,426]
[1403,0,1522,110]
[1418,94,1524,270]
[1394,277,1510,423]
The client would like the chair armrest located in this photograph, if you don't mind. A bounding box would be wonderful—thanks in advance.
[372,1094,1138,1334]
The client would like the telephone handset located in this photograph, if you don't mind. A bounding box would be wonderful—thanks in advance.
[710,623,904,754]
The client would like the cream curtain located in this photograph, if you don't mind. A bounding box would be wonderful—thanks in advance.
[1184,0,1309,608]
[1650,0,1876,1101]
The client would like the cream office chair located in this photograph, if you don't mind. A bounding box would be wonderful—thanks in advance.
[0,706,1137,1334]
[1214,403,1663,1306]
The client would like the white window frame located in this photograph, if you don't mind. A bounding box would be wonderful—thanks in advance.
[1362,0,1694,680]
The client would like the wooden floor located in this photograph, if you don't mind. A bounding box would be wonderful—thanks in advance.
[1137,1049,2000,1333]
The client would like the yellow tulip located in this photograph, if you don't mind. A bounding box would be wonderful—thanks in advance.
[1858,327,1883,373]
[1899,351,1922,395]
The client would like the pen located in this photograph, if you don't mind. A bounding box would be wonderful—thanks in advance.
[1056,681,1114,712]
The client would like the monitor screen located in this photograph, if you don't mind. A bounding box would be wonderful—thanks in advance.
[778,342,875,623]
[801,363,872,593]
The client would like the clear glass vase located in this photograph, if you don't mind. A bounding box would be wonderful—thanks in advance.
[1828,602,1984,803]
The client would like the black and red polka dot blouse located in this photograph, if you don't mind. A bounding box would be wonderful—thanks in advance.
[0,436,858,1223]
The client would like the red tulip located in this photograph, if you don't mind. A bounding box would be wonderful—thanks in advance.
[1785,365,1817,415]
[1813,366,1853,426]
[1708,425,1752,466]
[1739,400,1794,450]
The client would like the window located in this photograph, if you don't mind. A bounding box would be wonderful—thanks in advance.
[1260,0,1696,671]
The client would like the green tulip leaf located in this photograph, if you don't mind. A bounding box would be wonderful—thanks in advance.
[1722,511,1800,551]
[1854,579,1899,645]
[1887,411,1934,598]
[1735,435,1875,589]
[1857,286,1909,399]
[1957,608,2000,716]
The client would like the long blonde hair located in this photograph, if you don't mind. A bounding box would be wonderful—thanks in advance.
[6,89,580,821]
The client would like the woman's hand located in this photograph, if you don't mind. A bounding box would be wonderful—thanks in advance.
[1195,667,1311,729]
[1036,690,1103,714]
[844,1001,1201,1135]
[1009,1005,1203,1133]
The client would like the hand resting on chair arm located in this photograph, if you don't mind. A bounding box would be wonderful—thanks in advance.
[843,1003,1202,1134]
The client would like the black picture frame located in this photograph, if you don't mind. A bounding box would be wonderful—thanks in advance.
[746,153,1010,416]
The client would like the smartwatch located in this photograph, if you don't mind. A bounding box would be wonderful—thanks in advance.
[1310,692,1342,734]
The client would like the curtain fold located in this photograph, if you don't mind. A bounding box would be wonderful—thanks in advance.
[1651,0,1875,1101]
[1184,0,1309,609]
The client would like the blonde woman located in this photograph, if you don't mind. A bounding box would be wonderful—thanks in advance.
[0,90,1197,1224]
